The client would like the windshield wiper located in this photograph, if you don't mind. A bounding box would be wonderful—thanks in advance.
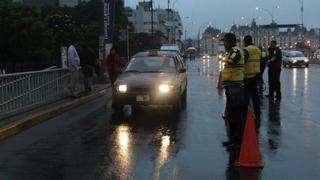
[144,70,166,73]
[124,70,141,73]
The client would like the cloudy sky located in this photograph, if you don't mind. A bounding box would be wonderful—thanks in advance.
[125,0,319,38]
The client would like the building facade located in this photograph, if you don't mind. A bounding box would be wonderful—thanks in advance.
[126,1,183,44]
[199,26,222,55]
[229,19,320,51]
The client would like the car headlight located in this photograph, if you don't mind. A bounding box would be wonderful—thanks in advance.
[159,84,170,93]
[304,58,309,62]
[292,60,297,63]
[202,56,205,58]
[118,85,127,93]
[218,55,222,59]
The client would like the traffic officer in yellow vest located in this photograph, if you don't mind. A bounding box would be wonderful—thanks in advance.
[220,33,245,151]
[243,35,261,120]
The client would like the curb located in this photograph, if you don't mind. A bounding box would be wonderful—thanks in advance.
[0,88,108,141]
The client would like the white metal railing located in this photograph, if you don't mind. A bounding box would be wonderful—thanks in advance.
[0,68,71,115]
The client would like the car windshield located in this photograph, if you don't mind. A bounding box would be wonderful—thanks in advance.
[160,45,179,52]
[125,57,176,73]
[289,52,304,57]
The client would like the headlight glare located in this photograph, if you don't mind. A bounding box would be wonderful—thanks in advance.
[118,85,127,93]
[304,58,309,62]
[159,84,170,93]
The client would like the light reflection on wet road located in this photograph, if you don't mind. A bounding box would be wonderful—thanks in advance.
[0,57,320,180]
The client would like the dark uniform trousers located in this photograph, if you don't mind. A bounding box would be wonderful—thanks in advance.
[268,68,281,98]
[225,85,244,145]
[243,75,260,118]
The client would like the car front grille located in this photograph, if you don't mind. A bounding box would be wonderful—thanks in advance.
[129,87,155,92]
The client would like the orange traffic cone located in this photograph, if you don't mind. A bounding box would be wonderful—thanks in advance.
[235,110,264,168]
[217,71,223,89]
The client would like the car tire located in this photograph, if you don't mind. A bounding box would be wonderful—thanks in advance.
[283,63,286,68]
[289,63,292,68]
[173,97,182,113]
[182,88,187,108]
[305,63,309,68]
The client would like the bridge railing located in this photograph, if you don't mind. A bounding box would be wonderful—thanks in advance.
[0,68,71,117]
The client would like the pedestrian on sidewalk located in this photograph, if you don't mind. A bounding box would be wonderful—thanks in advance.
[80,46,97,93]
[266,40,282,101]
[243,35,261,120]
[68,39,81,97]
[105,47,121,86]
[220,33,245,151]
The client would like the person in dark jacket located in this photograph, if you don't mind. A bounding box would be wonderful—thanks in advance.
[80,46,97,93]
[266,40,282,101]
[105,47,121,85]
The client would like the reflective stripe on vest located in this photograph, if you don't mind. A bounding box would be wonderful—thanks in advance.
[244,45,261,78]
[222,47,244,86]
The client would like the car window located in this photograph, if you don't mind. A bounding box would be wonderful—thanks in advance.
[289,52,304,57]
[125,57,176,73]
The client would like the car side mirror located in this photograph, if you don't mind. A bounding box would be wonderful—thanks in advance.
[179,68,186,73]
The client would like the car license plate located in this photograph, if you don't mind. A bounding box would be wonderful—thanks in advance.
[136,95,150,102]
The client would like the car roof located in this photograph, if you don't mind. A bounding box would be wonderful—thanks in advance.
[287,50,303,54]
[132,50,180,58]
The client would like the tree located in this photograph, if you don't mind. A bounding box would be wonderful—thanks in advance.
[0,0,53,72]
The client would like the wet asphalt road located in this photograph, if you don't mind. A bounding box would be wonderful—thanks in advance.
[0,57,320,180]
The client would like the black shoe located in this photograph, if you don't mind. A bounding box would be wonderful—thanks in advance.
[226,143,240,151]
[222,141,233,147]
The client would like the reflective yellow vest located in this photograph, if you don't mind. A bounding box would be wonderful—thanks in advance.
[244,45,261,78]
[222,47,244,86]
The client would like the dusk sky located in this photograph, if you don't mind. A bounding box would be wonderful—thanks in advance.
[125,0,319,38]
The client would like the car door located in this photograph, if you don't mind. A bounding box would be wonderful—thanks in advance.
[175,56,187,95]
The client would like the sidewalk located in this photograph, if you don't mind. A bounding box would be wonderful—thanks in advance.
[0,83,111,140]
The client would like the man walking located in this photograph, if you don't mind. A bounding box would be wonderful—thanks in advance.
[243,35,261,119]
[266,40,282,101]
[68,39,81,97]
[220,33,245,151]
[105,47,121,85]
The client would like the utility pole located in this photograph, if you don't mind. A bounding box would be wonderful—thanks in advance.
[167,0,170,43]
[299,0,304,45]
[151,0,154,48]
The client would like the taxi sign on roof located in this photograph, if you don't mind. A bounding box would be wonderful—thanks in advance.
[148,49,158,56]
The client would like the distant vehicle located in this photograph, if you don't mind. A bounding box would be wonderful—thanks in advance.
[160,44,180,53]
[112,50,187,114]
[202,54,210,59]
[187,47,196,59]
[313,49,320,60]
[282,50,309,68]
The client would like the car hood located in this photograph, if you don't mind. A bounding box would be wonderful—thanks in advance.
[288,57,306,61]
[115,73,178,87]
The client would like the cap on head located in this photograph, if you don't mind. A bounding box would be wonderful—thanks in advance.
[222,33,237,44]
[244,35,253,44]
[271,40,277,45]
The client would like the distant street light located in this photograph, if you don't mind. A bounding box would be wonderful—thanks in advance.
[256,5,280,24]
